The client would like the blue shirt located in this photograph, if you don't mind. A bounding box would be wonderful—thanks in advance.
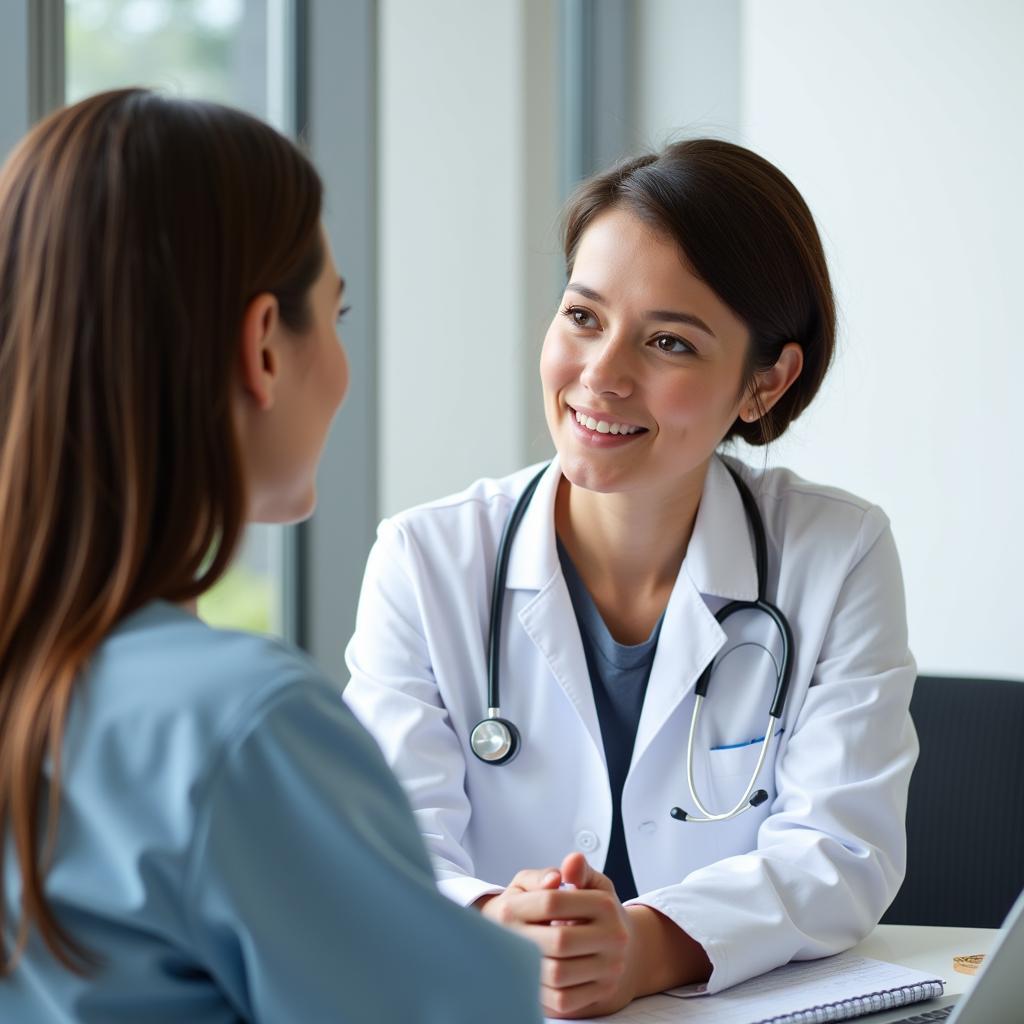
[1,602,541,1023]
[557,541,663,902]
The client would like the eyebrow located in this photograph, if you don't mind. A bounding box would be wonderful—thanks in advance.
[566,282,717,338]
[337,277,346,297]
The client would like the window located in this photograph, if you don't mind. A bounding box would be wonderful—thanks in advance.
[66,0,296,636]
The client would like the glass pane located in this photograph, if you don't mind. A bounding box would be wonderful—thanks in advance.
[65,0,291,636]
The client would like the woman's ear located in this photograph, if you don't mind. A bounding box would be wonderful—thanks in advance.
[238,293,282,411]
[740,342,804,422]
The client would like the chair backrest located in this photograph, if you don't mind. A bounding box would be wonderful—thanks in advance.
[883,674,1024,928]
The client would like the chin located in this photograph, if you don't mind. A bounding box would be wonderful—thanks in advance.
[558,450,638,495]
[249,487,317,525]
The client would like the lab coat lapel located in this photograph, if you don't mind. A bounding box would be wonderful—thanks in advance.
[506,459,607,763]
[518,581,607,765]
[631,456,759,769]
[630,576,725,769]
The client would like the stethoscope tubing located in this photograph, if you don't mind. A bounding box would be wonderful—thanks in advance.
[475,459,795,825]
[697,597,794,721]
[685,704,779,821]
[486,466,545,712]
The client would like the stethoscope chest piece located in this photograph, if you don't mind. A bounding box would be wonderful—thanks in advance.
[470,713,521,765]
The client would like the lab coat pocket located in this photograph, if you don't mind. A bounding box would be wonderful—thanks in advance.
[701,738,772,815]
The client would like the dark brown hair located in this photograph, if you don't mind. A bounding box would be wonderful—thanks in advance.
[562,138,836,445]
[0,89,323,974]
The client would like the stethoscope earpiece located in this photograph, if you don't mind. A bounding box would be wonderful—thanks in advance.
[470,715,521,765]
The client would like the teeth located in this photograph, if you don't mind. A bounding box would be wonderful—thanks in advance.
[573,410,641,435]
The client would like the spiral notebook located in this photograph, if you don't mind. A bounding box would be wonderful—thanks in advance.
[548,952,945,1024]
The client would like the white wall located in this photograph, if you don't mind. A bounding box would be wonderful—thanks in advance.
[635,0,741,150]
[379,0,561,517]
[637,0,1023,678]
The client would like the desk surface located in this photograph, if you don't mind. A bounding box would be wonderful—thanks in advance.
[546,925,1000,1022]
[851,923,997,996]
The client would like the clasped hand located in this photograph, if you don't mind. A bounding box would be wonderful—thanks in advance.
[477,851,635,1019]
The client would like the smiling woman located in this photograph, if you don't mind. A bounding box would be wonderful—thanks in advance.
[345,138,915,1019]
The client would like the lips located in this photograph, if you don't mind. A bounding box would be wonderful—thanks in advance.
[566,405,648,447]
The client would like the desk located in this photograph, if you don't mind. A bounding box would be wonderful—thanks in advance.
[850,924,997,997]
[549,924,999,1023]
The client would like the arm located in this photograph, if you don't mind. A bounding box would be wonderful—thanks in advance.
[347,521,714,1014]
[344,519,503,906]
[630,506,918,992]
[481,508,915,1010]
[184,677,541,1023]
[345,517,668,1016]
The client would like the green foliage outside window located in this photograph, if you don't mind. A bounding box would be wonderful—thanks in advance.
[198,563,274,636]
[66,0,250,106]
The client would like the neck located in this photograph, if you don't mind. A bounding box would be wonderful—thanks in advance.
[555,459,711,642]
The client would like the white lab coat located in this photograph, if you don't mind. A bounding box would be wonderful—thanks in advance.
[344,454,918,993]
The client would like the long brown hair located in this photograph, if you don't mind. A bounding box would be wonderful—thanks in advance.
[0,89,323,973]
[562,139,836,446]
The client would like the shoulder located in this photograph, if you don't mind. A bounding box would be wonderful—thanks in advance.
[374,461,548,562]
[55,602,374,940]
[76,602,344,770]
[724,455,891,559]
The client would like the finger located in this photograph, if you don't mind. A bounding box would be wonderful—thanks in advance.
[559,851,587,887]
[540,952,608,990]
[507,866,562,893]
[542,979,614,1018]
[517,921,619,959]
[560,851,616,895]
[498,888,622,926]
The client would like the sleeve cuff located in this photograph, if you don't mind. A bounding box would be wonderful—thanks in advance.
[437,873,505,908]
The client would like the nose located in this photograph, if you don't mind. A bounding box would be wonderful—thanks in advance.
[579,333,634,398]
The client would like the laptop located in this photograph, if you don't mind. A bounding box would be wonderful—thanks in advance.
[862,884,1024,1023]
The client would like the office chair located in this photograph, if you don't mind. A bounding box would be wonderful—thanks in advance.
[882,674,1024,928]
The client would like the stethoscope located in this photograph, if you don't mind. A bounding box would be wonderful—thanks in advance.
[469,461,795,824]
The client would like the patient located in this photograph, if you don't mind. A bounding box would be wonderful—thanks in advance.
[0,89,540,1022]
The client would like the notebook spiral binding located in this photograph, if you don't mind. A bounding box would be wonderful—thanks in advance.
[763,980,945,1023]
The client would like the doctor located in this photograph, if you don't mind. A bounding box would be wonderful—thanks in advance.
[345,139,917,1019]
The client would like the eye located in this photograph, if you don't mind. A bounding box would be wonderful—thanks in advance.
[336,304,352,323]
[651,334,695,355]
[561,304,598,329]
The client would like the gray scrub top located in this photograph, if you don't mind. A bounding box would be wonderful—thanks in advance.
[557,539,663,901]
